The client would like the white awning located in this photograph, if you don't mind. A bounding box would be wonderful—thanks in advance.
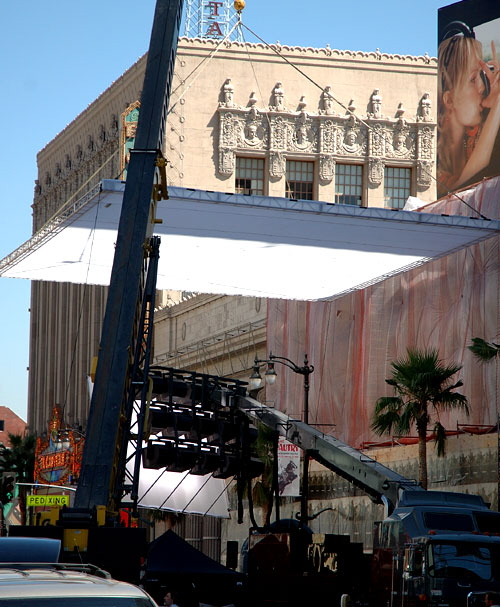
[2,180,499,301]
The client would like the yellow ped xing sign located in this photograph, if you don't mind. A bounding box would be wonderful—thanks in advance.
[26,494,70,507]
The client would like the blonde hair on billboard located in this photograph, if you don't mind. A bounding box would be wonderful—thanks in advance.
[437,35,483,176]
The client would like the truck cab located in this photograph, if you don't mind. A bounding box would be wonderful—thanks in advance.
[373,491,500,607]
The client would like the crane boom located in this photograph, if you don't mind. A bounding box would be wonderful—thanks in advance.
[75,0,184,513]
[236,394,423,513]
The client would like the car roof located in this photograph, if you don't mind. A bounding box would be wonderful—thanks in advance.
[0,566,154,599]
[0,537,61,563]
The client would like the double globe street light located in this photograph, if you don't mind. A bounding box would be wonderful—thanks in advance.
[249,352,314,526]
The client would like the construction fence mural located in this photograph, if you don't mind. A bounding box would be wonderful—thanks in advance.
[266,179,500,451]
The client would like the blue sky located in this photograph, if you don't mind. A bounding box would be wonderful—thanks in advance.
[0,0,443,423]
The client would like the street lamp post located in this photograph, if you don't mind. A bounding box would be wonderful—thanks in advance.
[249,352,314,526]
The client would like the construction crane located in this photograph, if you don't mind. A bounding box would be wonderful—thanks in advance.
[10,0,185,584]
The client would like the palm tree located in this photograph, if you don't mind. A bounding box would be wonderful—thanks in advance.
[250,423,275,528]
[0,433,36,481]
[468,337,500,362]
[238,422,275,529]
[372,348,469,490]
[0,433,36,524]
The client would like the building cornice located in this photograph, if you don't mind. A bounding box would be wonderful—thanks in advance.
[177,36,437,67]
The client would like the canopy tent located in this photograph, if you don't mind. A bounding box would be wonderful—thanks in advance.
[144,530,244,606]
[147,529,239,575]
[2,180,499,301]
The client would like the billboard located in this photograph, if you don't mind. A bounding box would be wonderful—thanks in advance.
[437,1,500,198]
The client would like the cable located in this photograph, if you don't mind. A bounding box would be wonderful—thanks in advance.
[36,151,119,491]
[203,476,236,517]
[158,468,195,510]
[138,467,168,503]
[168,17,242,116]
[61,189,102,417]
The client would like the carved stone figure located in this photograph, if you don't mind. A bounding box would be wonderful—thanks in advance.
[370,123,385,156]
[271,116,287,149]
[368,158,383,185]
[393,131,409,156]
[216,85,434,191]
[370,89,382,118]
[418,126,434,160]
[321,86,334,115]
[417,159,433,187]
[343,128,359,153]
[248,106,259,122]
[219,148,235,175]
[244,122,263,146]
[292,113,314,150]
[246,123,258,141]
[320,120,336,154]
[269,151,286,178]
[319,155,335,181]
[272,82,285,111]
[294,124,309,148]
[221,78,235,107]
[419,92,432,122]
[220,112,238,147]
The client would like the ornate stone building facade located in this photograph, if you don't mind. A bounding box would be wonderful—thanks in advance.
[28,38,437,436]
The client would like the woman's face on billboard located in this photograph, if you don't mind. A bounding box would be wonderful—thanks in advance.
[450,62,485,128]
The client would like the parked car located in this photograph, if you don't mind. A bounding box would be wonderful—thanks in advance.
[0,562,159,606]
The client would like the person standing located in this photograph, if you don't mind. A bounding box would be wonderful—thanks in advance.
[164,591,180,607]
[485,592,500,607]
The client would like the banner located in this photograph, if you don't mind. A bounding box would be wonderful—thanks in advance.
[437,1,500,198]
[277,437,300,497]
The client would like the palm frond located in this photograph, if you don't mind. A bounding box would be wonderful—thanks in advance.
[468,338,500,362]
[372,396,403,435]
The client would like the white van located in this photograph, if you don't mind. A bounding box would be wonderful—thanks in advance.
[0,538,158,606]
[0,564,159,606]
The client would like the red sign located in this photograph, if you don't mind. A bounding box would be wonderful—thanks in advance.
[34,405,84,486]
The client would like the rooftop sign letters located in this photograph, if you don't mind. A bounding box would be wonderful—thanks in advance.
[205,1,223,37]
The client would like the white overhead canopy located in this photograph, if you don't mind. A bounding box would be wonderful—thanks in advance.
[2,180,499,300]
